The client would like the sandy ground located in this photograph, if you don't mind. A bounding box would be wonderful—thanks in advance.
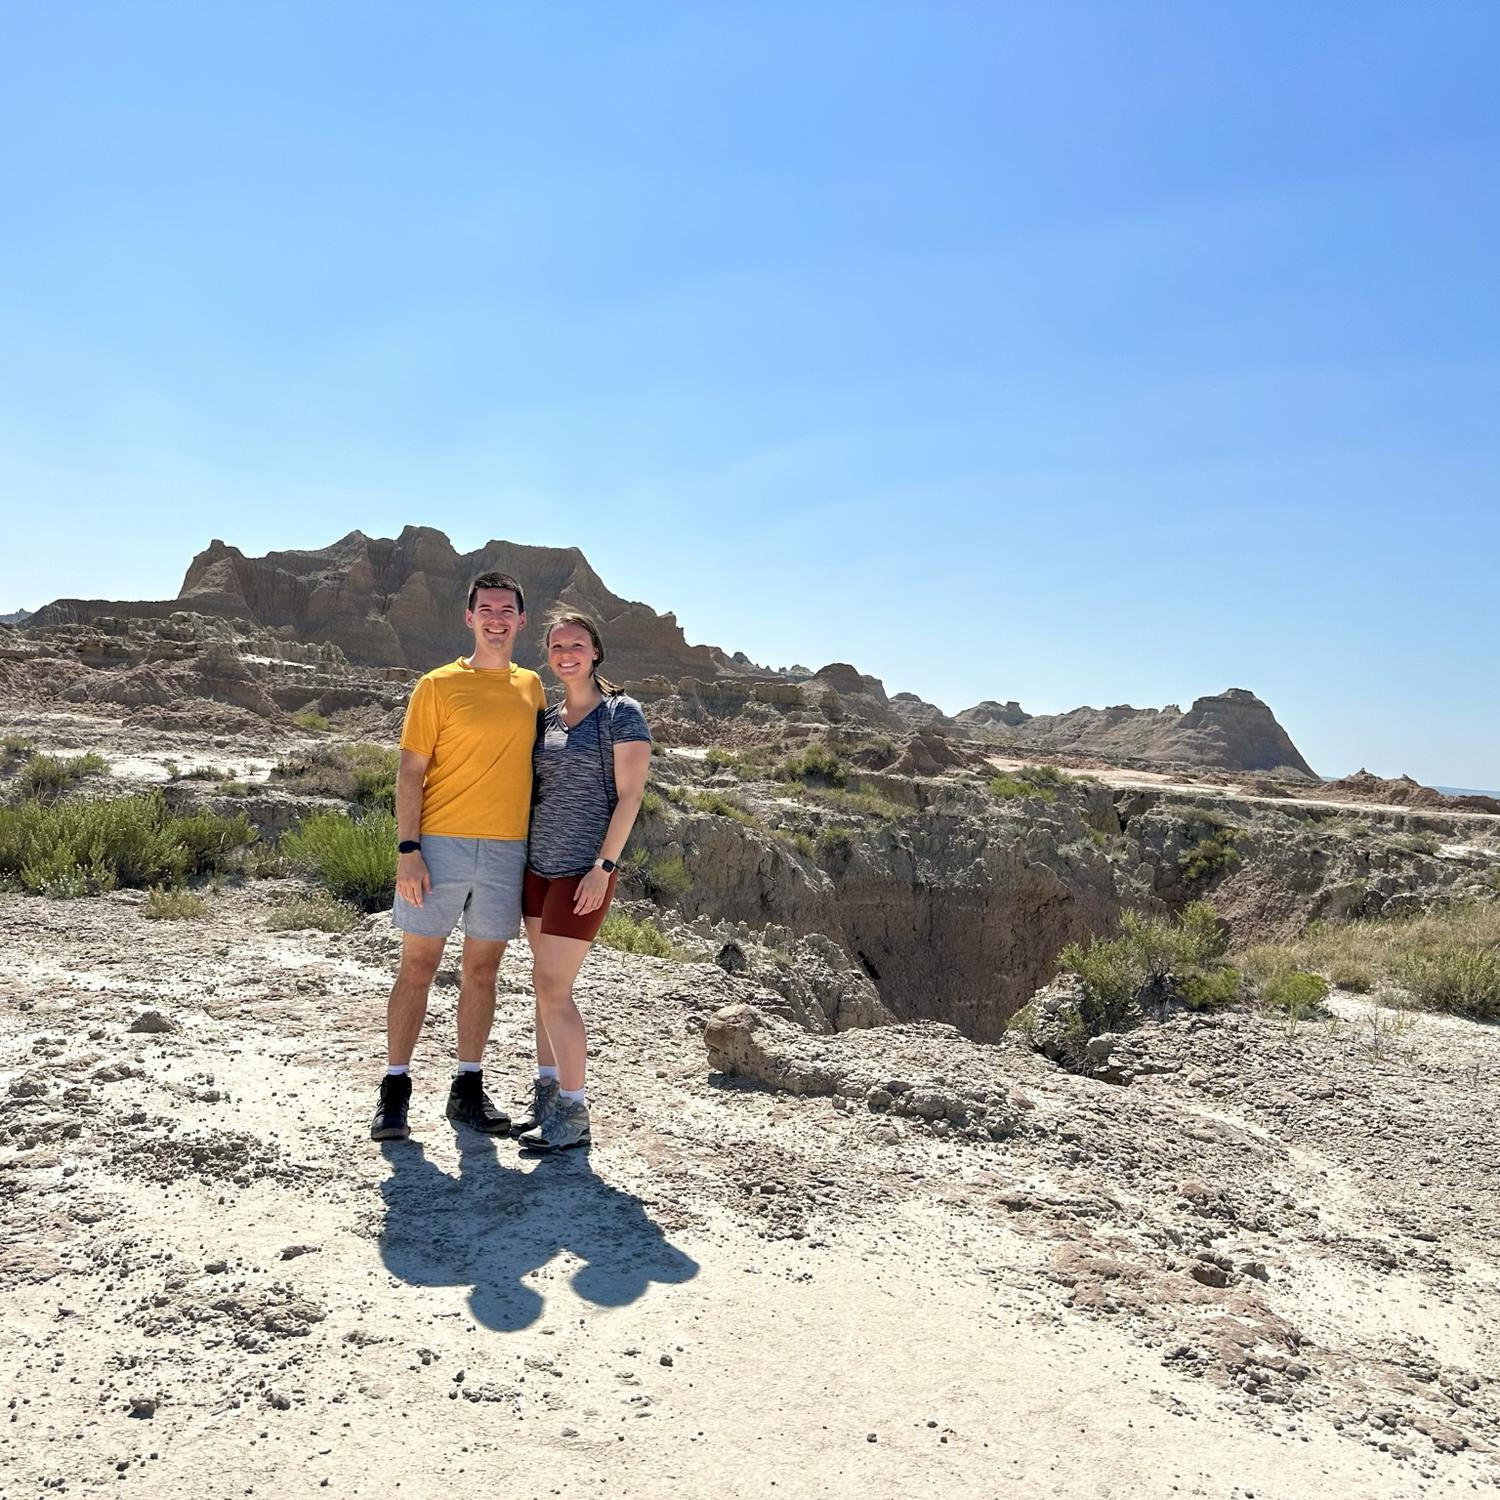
[4,875,1498,1500]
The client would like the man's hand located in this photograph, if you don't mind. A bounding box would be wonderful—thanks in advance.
[397,851,432,908]
[573,865,611,916]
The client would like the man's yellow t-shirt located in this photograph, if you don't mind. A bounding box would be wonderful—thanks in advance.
[399,659,546,839]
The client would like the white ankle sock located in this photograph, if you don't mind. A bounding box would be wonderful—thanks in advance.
[455,1061,482,1075]
[559,1086,587,1105]
[386,1065,410,1076]
[537,1065,560,1081]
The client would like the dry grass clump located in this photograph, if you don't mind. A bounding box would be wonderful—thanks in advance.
[144,887,208,921]
[1239,904,1500,1020]
[265,891,362,933]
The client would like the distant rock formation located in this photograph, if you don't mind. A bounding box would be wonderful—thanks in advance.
[1324,769,1500,817]
[0,609,31,626]
[34,527,729,680]
[958,688,1316,778]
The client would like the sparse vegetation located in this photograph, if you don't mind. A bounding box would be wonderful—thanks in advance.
[774,828,816,858]
[690,790,759,826]
[800,784,903,819]
[0,793,253,897]
[18,751,108,800]
[1237,904,1500,1020]
[642,853,692,901]
[639,789,664,817]
[1394,830,1442,857]
[265,891,361,933]
[280,811,397,910]
[273,742,400,810]
[2,734,35,757]
[1058,901,1240,1036]
[777,742,848,788]
[1178,817,1242,884]
[815,824,856,859]
[143,886,208,921]
[292,707,332,733]
[988,764,1073,804]
[596,910,680,958]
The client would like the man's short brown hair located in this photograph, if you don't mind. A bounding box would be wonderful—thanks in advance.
[467,572,525,614]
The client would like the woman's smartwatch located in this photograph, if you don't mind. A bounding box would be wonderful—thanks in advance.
[398,839,422,855]
[594,857,616,873]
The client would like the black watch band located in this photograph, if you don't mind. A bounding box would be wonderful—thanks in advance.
[398,839,421,855]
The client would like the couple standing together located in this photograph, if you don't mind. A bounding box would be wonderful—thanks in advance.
[369,571,652,1152]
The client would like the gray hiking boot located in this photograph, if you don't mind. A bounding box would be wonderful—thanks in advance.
[519,1095,591,1152]
[509,1076,560,1138]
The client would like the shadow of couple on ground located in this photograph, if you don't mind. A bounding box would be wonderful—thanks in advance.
[378,1134,699,1331]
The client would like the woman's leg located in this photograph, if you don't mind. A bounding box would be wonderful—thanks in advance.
[523,917,559,1071]
[529,930,593,1091]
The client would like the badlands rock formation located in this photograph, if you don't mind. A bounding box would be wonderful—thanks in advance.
[24,530,1317,779]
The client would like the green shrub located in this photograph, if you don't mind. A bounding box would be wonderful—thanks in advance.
[179,764,224,781]
[639,788,664,817]
[1177,900,1231,966]
[144,887,208,921]
[775,828,815,858]
[219,780,251,797]
[704,747,740,772]
[1,734,35,757]
[1394,830,1442,857]
[266,891,361,933]
[596,911,677,958]
[1261,969,1330,1019]
[1179,966,1243,1010]
[777,742,848,787]
[18,751,108,799]
[1325,956,1375,993]
[292,707,332,732]
[643,853,692,901]
[0,793,252,896]
[988,775,1050,802]
[280,811,397,910]
[1178,823,1241,883]
[1058,935,1141,1032]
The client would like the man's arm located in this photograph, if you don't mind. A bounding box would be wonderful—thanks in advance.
[395,748,431,907]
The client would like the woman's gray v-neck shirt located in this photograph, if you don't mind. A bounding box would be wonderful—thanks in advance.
[527,694,651,878]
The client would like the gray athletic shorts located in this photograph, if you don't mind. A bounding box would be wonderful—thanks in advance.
[391,835,526,943]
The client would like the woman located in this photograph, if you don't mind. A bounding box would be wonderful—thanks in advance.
[513,611,652,1150]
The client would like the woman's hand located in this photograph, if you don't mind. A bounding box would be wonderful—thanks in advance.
[573,865,612,915]
[396,851,431,907]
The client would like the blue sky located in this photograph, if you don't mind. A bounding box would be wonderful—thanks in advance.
[2,3,1497,786]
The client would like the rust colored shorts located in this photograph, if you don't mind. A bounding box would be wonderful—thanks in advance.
[522,867,619,942]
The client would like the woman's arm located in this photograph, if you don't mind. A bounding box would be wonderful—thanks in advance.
[572,740,652,915]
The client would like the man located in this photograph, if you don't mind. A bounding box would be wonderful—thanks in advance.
[370,571,546,1141]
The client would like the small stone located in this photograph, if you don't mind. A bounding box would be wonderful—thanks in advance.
[867,1433,878,1443]
[659,1354,674,1367]
[128,1396,158,1419]
[280,1244,318,1261]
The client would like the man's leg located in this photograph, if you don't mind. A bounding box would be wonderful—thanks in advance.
[372,933,446,1140]
[446,936,511,1133]
[387,934,446,1066]
[456,936,506,1063]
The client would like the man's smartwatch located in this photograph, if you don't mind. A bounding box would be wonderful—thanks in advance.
[398,839,422,855]
[595,857,616,873]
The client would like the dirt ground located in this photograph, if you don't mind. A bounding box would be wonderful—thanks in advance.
[4,867,1499,1500]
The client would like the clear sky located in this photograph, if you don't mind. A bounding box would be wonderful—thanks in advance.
[2,3,1497,787]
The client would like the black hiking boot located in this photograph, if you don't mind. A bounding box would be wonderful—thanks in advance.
[445,1071,511,1134]
[370,1073,412,1141]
